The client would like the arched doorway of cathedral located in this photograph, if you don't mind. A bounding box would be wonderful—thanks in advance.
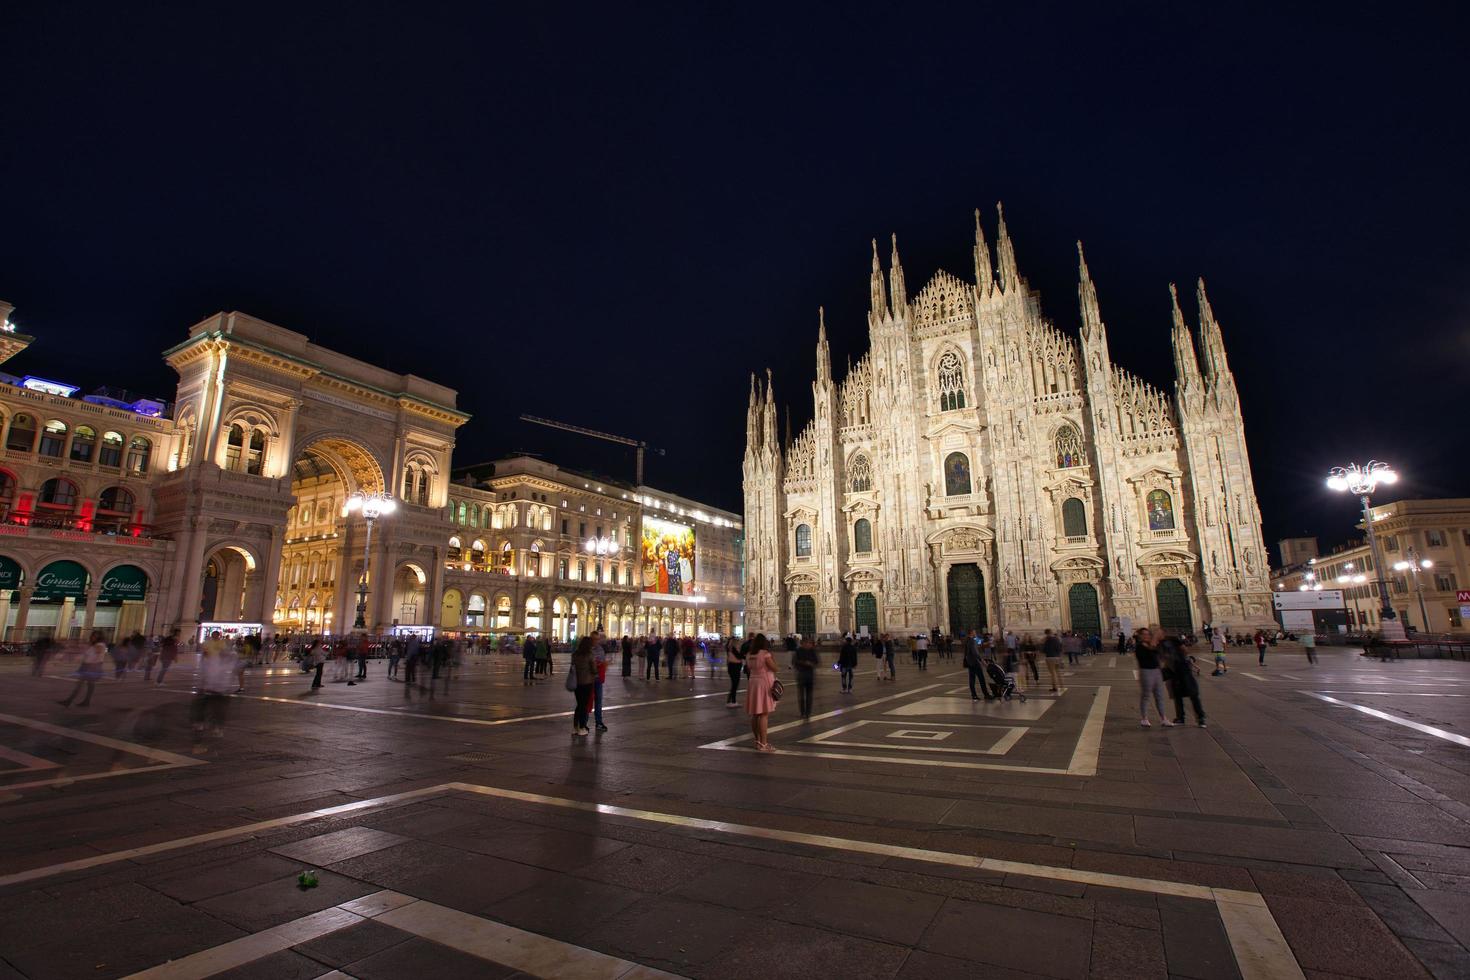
[440,588,463,629]
[854,592,878,636]
[1067,583,1102,635]
[794,595,816,639]
[281,437,387,634]
[392,563,427,626]
[200,545,259,626]
[1155,579,1193,632]
[946,564,987,636]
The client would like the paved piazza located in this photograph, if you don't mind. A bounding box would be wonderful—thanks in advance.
[1,646,1468,980]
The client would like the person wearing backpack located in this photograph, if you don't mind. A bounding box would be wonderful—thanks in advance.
[964,630,992,701]
[792,636,820,718]
[837,634,857,694]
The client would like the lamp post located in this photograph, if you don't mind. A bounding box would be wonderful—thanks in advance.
[583,536,620,632]
[1326,461,1398,633]
[343,492,397,630]
[1393,546,1433,633]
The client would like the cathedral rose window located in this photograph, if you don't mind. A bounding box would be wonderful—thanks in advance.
[848,454,872,493]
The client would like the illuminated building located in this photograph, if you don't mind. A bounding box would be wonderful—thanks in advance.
[445,458,743,640]
[0,299,740,642]
[743,208,1276,639]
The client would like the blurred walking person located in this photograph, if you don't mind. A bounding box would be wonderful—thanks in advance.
[793,635,819,718]
[1159,628,1206,728]
[156,630,179,683]
[838,633,857,694]
[59,632,108,708]
[726,636,746,706]
[569,636,596,737]
[192,637,238,751]
[1134,628,1173,728]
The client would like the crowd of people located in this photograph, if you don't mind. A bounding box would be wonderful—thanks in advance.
[25,617,1327,755]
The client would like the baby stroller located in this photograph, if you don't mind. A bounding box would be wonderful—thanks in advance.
[984,659,1026,702]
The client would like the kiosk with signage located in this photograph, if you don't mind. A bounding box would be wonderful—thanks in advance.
[26,559,89,640]
[197,622,263,644]
[94,564,149,639]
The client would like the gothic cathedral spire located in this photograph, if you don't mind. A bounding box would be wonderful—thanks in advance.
[1195,278,1236,404]
[888,233,907,315]
[995,202,1019,292]
[974,208,994,298]
[869,238,887,320]
[1170,283,1202,401]
[815,306,831,386]
[1077,241,1103,342]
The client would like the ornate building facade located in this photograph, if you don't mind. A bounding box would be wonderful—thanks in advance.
[743,207,1275,640]
[0,299,741,644]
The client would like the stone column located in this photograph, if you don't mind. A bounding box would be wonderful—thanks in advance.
[370,532,397,631]
[255,523,286,638]
[9,586,33,641]
[174,519,209,640]
[81,585,101,635]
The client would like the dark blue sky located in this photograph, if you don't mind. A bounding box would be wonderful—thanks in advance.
[1,3,1465,553]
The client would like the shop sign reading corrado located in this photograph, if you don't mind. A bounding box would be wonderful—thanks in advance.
[34,560,89,601]
[0,555,21,593]
[99,564,148,603]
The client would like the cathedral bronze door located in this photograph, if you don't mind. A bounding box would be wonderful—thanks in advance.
[1155,578,1192,632]
[795,595,816,639]
[1068,583,1101,635]
[854,592,877,635]
[947,564,987,636]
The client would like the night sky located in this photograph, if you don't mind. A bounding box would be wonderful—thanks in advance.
[2,4,1466,556]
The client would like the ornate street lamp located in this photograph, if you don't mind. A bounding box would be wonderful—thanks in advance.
[1326,461,1398,629]
[1393,546,1433,633]
[583,535,620,556]
[342,492,397,630]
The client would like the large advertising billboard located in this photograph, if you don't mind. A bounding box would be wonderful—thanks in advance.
[641,516,695,595]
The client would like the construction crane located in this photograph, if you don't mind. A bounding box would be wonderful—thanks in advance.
[519,415,665,485]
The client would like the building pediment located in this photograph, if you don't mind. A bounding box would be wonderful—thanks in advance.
[1127,465,1181,484]
[840,496,880,516]
[1050,554,1105,572]
[841,566,883,584]
[1043,473,1094,496]
[924,524,993,557]
[924,415,983,440]
[1136,548,1197,568]
[783,505,818,522]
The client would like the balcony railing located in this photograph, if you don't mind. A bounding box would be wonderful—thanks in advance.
[0,510,158,539]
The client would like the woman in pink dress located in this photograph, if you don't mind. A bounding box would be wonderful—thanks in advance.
[744,633,779,752]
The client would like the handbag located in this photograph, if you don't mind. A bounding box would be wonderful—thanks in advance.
[564,665,578,691]
[770,678,784,701]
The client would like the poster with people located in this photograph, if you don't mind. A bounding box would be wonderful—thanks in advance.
[641,516,695,595]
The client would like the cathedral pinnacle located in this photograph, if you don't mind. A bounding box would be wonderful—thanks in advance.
[973,207,994,297]
[996,202,1019,290]
[816,306,831,384]
[1170,283,1202,393]
[1077,241,1103,340]
[1195,277,1234,393]
[869,238,887,318]
[888,233,907,312]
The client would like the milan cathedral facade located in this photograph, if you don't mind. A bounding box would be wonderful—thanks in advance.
[742,206,1275,640]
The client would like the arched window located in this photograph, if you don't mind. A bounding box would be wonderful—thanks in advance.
[224,425,245,471]
[245,430,265,475]
[854,518,873,554]
[495,595,512,628]
[401,466,415,500]
[795,523,812,557]
[937,350,967,411]
[466,593,487,628]
[99,486,135,513]
[447,536,463,561]
[416,471,430,506]
[1146,489,1176,531]
[848,454,872,493]
[1055,423,1084,469]
[99,431,124,468]
[1062,497,1087,538]
[38,420,67,457]
[71,425,96,463]
[38,477,79,509]
[6,414,36,452]
[0,470,14,511]
[125,437,151,476]
[471,539,486,564]
[525,595,543,631]
[944,452,972,496]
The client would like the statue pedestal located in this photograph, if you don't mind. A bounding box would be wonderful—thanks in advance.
[1378,620,1406,642]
